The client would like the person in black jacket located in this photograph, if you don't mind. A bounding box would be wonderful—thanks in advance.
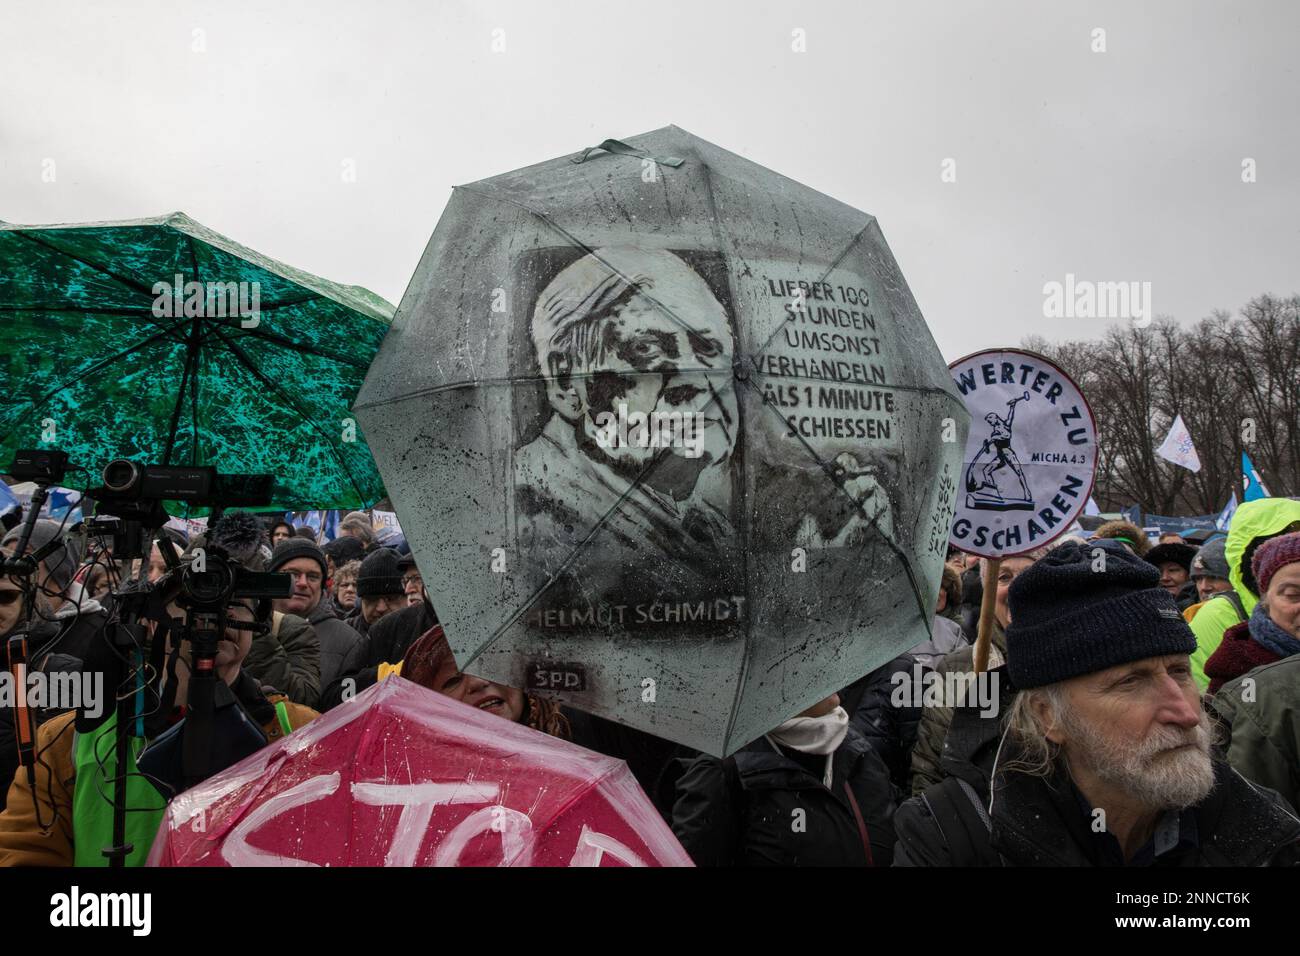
[839,653,924,793]
[319,595,438,709]
[670,692,896,866]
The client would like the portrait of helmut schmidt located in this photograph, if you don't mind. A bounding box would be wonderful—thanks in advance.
[514,247,741,597]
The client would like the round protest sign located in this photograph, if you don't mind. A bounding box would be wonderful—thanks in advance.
[947,349,1097,558]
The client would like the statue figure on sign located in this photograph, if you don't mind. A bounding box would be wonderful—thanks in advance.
[965,391,1033,511]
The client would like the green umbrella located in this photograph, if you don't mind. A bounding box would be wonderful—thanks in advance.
[0,212,393,511]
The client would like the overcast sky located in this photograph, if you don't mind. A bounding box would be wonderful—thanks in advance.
[2,0,1296,360]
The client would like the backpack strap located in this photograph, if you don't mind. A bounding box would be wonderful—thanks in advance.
[919,776,1001,866]
[271,611,284,640]
[841,781,875,866]
[1223,589,1247,624]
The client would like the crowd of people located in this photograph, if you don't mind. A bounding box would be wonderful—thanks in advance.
[1,497,1299,867]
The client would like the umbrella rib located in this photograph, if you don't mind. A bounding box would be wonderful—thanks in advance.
[200,314,375,369]
[696,158,754,755]
[9,230,162,299]
[0,324,187,438]
[743,373,931,626]
[206,325,369,505]
[162,321,202,466]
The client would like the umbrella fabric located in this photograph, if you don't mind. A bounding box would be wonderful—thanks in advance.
[147,677,692,867]
[354,126,968,756]
[0,213,393,511]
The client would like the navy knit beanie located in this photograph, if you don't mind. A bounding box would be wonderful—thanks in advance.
[1006,540,1196,689]
[356,547,405,598]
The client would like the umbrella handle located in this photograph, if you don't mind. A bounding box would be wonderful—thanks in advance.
[570,139,684,168]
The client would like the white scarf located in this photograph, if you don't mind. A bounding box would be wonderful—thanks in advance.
[765,706,850,788]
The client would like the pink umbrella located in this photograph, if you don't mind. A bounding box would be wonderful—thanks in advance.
[147,678,692,867]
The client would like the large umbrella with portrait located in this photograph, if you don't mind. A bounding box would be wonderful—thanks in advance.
[0,213,393,511]
[354,127,969,756]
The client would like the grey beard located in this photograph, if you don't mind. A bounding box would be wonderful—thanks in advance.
[1064,707,1216,811]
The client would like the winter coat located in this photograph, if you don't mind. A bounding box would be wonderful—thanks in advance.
[245,611,321,708]
[1175,579,1199,611]
[307,600,362,692]
[320,600,436,710]
[910,620,1006,795]
[840,653,925,792]
[1210,654,1300,814]
[670,727,896,866]
[0,675,317,867]
[1203,620,1281,696]
[1190,498,1300,689]
[894,752,1300,866]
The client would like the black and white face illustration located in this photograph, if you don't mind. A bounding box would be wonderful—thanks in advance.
[531,248,738,502]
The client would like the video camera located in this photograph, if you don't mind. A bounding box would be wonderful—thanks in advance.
[4,451,292,864]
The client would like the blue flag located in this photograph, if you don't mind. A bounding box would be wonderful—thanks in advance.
[1216,492,1238,531]
[0,481,19,516]
[1242,452,1270,501]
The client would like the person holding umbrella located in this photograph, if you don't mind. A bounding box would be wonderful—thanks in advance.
[668,692,896,866]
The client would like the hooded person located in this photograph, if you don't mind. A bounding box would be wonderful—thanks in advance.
[1203,533,1300,695]
[1,519,106,657]
[668,691,897,867]
[256,537,362,704]
[0,521,110,809]
[1189,497,1300,691]
[1144,541,1199,609]
[1091,520,1151,557]
[893,540,1300,867]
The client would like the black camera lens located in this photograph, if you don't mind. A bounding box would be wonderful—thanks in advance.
[102,459,140,494]
[181,562,235,608]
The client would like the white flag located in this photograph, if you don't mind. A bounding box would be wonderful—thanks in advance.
[1156,414,1201,472]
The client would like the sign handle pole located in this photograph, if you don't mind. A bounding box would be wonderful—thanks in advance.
[973,557,1000,674]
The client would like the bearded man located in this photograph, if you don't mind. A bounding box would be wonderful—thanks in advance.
[893,541,1300,866]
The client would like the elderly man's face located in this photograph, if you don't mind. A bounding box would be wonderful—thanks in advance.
[1047,654,1213,810]
[570,294,737,474]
